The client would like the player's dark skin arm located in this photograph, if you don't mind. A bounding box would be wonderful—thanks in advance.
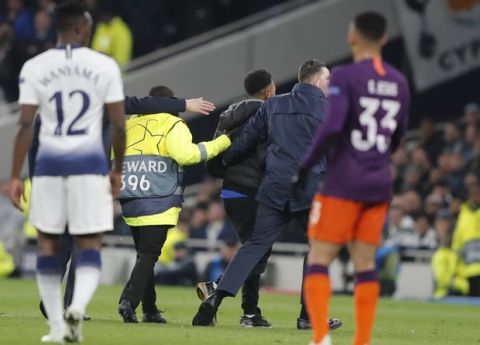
[9,104,37,210]
[106,101,126,198]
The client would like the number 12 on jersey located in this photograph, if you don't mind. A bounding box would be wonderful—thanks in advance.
[49,89,90,136]
[351,96,400,153]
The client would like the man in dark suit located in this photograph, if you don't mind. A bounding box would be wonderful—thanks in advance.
[193,60,341,331]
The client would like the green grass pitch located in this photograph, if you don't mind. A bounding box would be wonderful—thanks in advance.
[0,279,479,345]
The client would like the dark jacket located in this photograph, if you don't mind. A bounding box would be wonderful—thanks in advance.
[206,98,265,197]
[223,83,328,212]
[28,96,186,177]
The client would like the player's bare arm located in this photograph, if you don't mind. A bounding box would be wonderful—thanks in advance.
[106,100,126,198]
[9,104,38,210]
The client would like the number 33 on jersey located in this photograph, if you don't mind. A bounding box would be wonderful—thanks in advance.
[315,59,410,202]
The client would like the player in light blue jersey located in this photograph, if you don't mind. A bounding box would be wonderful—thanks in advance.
[9,1,126,343]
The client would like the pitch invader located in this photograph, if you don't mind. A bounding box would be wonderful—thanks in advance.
[293,11,410,345]
[9,1,126,343]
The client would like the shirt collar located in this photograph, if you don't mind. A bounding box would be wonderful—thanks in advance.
[292,83,326,98]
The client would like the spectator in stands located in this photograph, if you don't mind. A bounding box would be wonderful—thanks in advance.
[401,213,437,249]
[91,2,132,70]
[0,180,24,271]
[204,200,236,249]
[401,189,423,216]
[435,180,453,199]
[431,210,468,298]
[0,241,15,278]
[203,239,240,282]
[410,147,432,196]
[445,152,467,196]
[375,242,400,297]
[401,165,422,192]
[189,203,209,240]
[463,102,480,128]
[384,202,414,247]
[19,9,55,61]
[392,147,409,193]
[0,0,34,40]
[463,124,477,164]
[443,122,465,154]
[37,0,56,15]
[155,241,197,286]
[424,193,443,224]
[158,218,189,266]
[418,118,444,164]
[196,178,220,203]
[452,184,480,297]
[0,21,19,102]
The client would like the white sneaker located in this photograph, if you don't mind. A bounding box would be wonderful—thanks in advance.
[41,331,65,344]
[309,335,332,345]
[64,308,83,343]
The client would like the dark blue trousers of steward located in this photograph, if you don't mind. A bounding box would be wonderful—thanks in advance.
[216,202,309,304]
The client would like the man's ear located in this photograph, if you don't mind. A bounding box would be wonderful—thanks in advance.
[348,29,357,47]
[380,34,388,47]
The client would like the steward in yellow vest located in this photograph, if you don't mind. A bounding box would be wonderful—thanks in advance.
[432,211,468,298]
[116,86,231,323]
[451,185,480,296]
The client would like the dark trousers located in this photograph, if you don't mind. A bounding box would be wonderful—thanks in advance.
[223,197,271,315]
[469,276,480,297]
[60,234,76,307]
[120,225,169,313]
[217,202,309,311]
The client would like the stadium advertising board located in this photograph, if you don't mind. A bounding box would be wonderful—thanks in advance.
[395,0,480,91]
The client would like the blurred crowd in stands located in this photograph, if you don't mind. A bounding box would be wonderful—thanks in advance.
[0,0,290,103]
[379,102,480,298]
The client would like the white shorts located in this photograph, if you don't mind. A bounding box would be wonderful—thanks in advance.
[30,175,113,235]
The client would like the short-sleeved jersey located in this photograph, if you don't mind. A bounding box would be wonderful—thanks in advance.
[302,58,410,202]
[19,45,124,176]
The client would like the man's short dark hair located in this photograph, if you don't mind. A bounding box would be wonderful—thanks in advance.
[55,1,87,33]
[244,69,272,96]
[353,11,387,42]
[298,59,326,83]
[149,85,174,97]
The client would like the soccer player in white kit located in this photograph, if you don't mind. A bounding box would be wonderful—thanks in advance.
[9,1,126,343]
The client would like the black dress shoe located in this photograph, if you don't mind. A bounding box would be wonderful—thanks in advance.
[143,311,167,324]
[328,318,343,331]
[192,293,220,326]
[240,314,273,328]
[196,282,217,301]
[118,300,138,323]
[297,318,343,331]
[297,317,311,330]
[83,314,91,321]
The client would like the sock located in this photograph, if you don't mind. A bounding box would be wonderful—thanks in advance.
[37,255,64,333]
[304,265,331,343]
[69,249,101,315]
[353,270,380,345]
